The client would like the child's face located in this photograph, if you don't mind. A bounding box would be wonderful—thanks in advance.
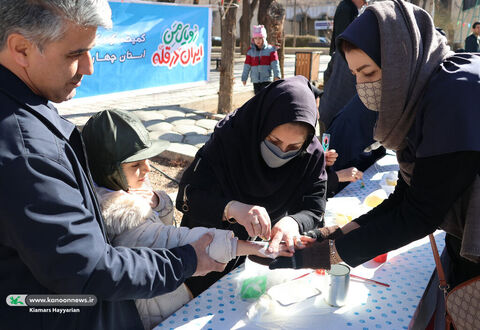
[121,159,151,189]
[253,37,264,48]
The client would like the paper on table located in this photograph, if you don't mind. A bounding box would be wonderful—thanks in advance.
[267,276,321,306]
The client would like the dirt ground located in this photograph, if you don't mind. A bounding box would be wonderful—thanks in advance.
[149,157,188,194]
[148,157,190,225]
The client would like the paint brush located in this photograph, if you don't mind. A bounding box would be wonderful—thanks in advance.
[351,274,390,287]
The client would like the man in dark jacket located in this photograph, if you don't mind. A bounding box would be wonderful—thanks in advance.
[323,0,367,84]
[0,1,224,329]
[329,0,359,56]
[465,22,480,52]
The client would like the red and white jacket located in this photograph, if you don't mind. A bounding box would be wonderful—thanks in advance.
[242,41,281,83]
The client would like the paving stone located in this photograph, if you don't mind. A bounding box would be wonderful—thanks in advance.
[173,125,207,136]
[159,143,198,162]
[176,106,196,113]
[196,119,218,130]
[114,103,137,110]
[150,130,184,143]
[191,110,210,117]
[184,134,210,146]
[214,114,226,120]
[145,121,173,132]
[184,113,204,120]
[132,110,165,121]
[169,118,197,127]
[100,102,120,109]
[157,109,187,120]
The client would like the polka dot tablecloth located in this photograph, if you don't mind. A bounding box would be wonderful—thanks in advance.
[155,154,446,329]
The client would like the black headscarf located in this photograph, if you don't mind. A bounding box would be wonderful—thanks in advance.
[199,76,326,221]
[337,0,452,153]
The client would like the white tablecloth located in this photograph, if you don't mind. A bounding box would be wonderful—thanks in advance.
[156,153,446,329]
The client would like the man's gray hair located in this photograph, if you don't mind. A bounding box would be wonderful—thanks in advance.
[0,0,112,51]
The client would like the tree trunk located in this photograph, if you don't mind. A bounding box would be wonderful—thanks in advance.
[267,2,286,78]
[239,0,259,55]
[293,0,297,47]
[218,2,238,114]
[258,0,273,27]
[258,0,285,76]
[303,14,308,35]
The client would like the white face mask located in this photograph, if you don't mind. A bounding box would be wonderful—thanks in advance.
[260,140,300,168]
[356,79,382,111]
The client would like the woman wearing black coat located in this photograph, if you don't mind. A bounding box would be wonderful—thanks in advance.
[176,76,328,295]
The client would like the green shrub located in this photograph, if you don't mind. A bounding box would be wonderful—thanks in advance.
[284,35,318,47]
[211,37,242,47]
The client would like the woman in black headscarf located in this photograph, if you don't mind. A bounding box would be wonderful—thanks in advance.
[176,76,327,295]
[268,1,480,327]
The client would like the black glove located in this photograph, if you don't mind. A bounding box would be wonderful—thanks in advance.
[269,240,331,270]
[305,225,344,242]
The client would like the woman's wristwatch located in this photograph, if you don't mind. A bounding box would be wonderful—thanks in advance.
[329,240,343,264]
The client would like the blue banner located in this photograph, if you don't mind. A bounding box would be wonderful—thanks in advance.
[76,1,211,98]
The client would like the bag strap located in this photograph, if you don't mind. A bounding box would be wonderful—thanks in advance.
[428,234,453,330]
[428,234,450,295]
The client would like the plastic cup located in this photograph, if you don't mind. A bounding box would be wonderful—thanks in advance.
[373,253,388,263]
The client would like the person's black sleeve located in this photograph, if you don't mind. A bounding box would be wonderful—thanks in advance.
[326,166,340,198]
[289,178,327,234]
[336,151,480,267]
[333,4,355,37]
[330,2,357,54]
[176,156,229,228]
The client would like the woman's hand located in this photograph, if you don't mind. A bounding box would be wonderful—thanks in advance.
[228,201,271,239]
[336,167,363,182]
[246,236,315,266]
[325,149,338,167]
[267,216,301,254]
[249,241,294,259]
